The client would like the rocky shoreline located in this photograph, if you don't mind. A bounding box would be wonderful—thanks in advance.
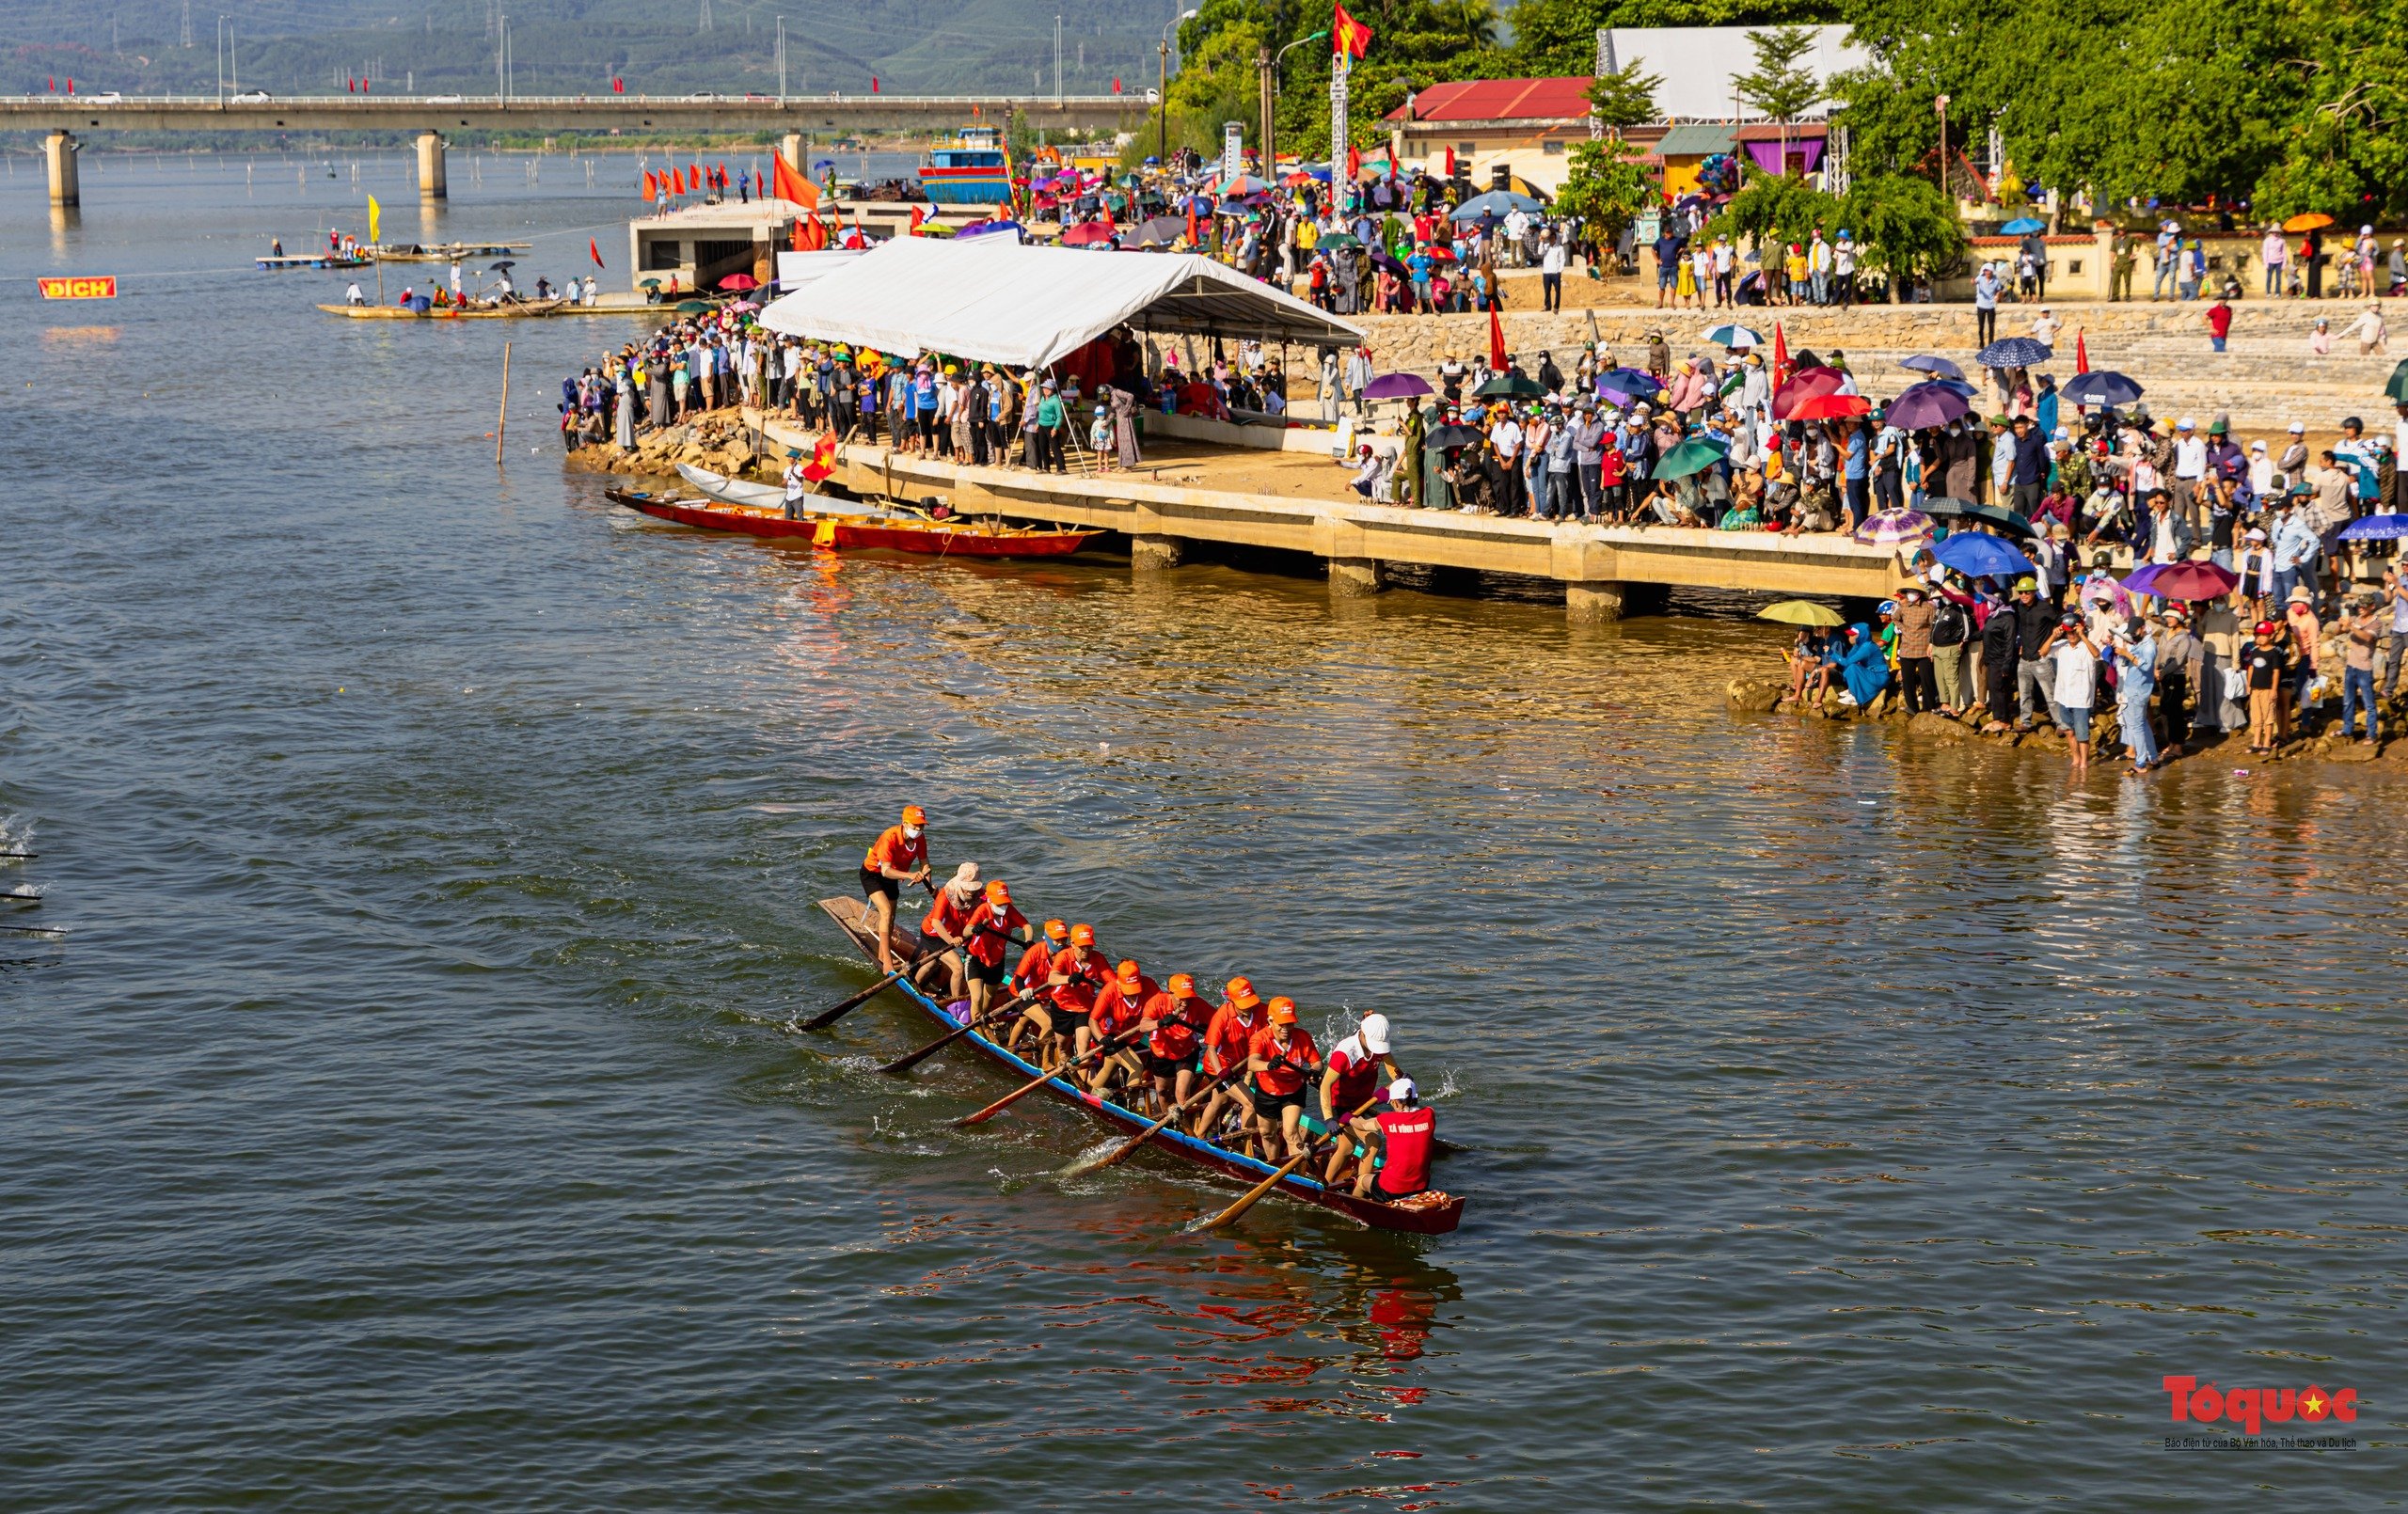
[561,412,772,486]
[1726,676,2402,772]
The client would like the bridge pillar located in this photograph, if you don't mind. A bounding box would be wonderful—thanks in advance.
[1131,533,1185,569]
[44,131,79,208]
[779,132,806,180]
[1566,580,1628,623]
[1327,557,1385,596]
[416,131,448,199]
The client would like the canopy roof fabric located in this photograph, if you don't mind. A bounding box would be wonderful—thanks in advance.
[756,236,1364,368]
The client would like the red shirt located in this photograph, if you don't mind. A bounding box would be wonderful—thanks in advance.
[863,825,926,875]
[1324,1035,1384,1114]
[1373,1107,1434,1196]
[1011,939,1055,988]
[919,887,973,940]
[1202,1002,1262,1077]
[959,901,1026,967]
[1247,1024,1321,1096]
[1051,947,1109,991]
[1147,992,1210,1060]
[2207,303,2234,339]
[1089,974,1158,1040]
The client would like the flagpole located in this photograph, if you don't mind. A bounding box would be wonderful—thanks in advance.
[1331,50,1350,204]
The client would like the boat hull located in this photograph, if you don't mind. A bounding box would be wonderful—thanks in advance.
[814,895,1465,1235]
[315,299,566,320]
[608,488,1099,558]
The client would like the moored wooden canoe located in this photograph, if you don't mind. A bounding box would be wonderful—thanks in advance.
[607,487,1101,559]
[314,299,567,320]
[814,895,1466,1235]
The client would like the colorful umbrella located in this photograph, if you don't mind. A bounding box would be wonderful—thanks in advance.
[2000,216,2046,235]
[2061,371,2143,407]
[1702,323,1763,348]
[1361,372,1434,400]
[1933,532,2036,580]
[1883,383,1971,430]
[1059,221,1117,245]
[1789,392,1872,421]
[717,272,758,291]
[2126,560,2237,600]
[2281,212,2335,232]
[1771,367,1846,418]
[1652,436,1731,480]
[1974,337,2052,369]
[1898,354,1965,381]
[1853,508,1934,545]
[1758,599,1846,627]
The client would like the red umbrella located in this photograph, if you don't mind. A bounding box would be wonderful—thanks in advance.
[1789,392,1872,420]
[1772,367,1846,418]
[717,272,759,292]
[2142,560,2239,601]
[1060,220,1117,245]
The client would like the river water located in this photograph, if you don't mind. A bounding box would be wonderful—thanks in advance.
[6,155,2403,1508]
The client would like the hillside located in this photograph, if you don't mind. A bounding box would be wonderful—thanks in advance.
[0,0,1182,99]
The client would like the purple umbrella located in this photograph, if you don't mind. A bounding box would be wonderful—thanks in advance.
[2126,560,2237,601]
[1899,354,1966,381]
[1596,368,1662,402]
[1362,372,1434,400]
[1884,381,1972,430]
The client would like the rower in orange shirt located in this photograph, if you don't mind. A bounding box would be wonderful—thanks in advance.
[1139,972,1213,1117]
[859,804,931,972]
[913,862,981,1001]
[1247,998,1323,1162]
[1015,923,1107,1068]
[957,880,1030,1023]
[1191,975,1266,1144]
[1009,920,1069,997]
[1080,959,1157,1096]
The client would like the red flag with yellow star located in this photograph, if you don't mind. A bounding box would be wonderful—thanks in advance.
[1331,3,1371,58]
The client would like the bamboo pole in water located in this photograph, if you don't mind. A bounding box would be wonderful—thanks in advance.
[495,341,511,464]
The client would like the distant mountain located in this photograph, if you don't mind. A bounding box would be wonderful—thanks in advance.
[0,0,1186,100]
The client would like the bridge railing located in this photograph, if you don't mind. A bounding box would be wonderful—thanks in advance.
[0,93,1134,107]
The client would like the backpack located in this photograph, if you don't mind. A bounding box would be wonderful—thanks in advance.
[1931,597,1971,647]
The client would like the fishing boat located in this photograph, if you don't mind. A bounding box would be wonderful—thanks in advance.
[816,896,1467,1235]
[607,486,1100,558]
[916,125,1011,207]
[315,298,567,320]
[260,252,370,270]
[366,241,532,263]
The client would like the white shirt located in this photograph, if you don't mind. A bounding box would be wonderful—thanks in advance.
[2032,314,2059,346]
[2173,436,2207,479]
[2051,640,2097,707]
[1491,418,1523,464]
[1713,242,1735,273]
[1542,243,1565,275]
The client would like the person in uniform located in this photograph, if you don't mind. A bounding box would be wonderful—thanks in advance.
[1318,1014,1404,1190]
[1247,998,1323,1162]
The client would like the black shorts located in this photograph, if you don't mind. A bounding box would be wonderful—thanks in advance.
[859,865,898,902]
[1142,1050,1193,1080]
[914,931,958,962]
[1249,1081,1306,1116]
[967,955,1006,986]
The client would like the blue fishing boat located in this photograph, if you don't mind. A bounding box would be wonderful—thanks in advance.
[917,127,1011,207]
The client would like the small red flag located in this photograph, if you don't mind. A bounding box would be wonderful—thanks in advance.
[2074,329,2090,373]
[1347,144,1361,181]
[589,238,604,268]
[1771,323,1791,389]
[908,205,925,236]
[871,76,879,93]
[612,76,624,93]
[1487,301,1507,370]
[689,163,701,191]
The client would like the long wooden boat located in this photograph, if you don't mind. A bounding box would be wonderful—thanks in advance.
[314,298,567,320]
[366,241,531,262]
[816,895,1466,1235]
[607,486,1101,558]
[260,252,369,270]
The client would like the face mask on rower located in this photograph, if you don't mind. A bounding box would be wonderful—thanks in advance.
[902,826,923,840]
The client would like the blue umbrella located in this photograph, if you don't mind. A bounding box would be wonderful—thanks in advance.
[1450,189,1544,221]
[2000,216,2046,235]
[1596,369,1662,402]
[1899,354,1965,381]
[2061,370,2144,407]
[1933,531,2036,580]
[1975,337,2053,369]
[2340,513,2408,541]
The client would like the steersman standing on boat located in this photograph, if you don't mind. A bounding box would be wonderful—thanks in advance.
[860,805,931,973]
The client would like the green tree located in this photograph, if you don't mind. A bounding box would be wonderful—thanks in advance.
[1584,60,1664,133]
[1838,174,1964,300]
[1507,0,1842,76]
[1732,24,1821,173]
[1709,170,1837,248]
[1554,136,1655,240]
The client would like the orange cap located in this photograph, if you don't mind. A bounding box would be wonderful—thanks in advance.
[985,880,1011,905]
[1168,972,1196,996]
[901,804,927,826]
[1042,919,1069,941]
[1267,996,1297,1025]
[1116,958,1142,987]
[1070,923,1096,947]
[1226,976,1260,1010]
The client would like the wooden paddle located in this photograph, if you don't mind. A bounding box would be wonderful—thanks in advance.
[878,986,1038,1075]
[1194,1096,1381,1233]
[795,878,942,1029]
[954,1027,1141,1128]
[1066,1065,1239,1178]
[0,851,34,860]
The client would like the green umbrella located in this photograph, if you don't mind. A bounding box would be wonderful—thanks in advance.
[1651,437,1730,481]
[1314,231,1361,250]
[1758,599,1846,627]
[2386,358,2408,402]
[1473,373,1545,399]
[637,276,664,289]
[674,299,714,313]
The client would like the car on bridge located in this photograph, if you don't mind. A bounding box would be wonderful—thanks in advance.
[232,89,273,103]
[425,94,463,103]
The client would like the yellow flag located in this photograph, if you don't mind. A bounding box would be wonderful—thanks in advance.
[367,195,381,244]
[813,519,837,547]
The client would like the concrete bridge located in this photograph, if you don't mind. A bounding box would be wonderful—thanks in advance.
[6,93,1143,207]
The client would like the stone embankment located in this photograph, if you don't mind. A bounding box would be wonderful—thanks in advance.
[1354,301,2400,436]
[1725,676,2400,772]
[562,414,769,484]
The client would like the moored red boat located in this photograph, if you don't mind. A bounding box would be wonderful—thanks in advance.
[606,487,1100,559]
[815,895,1467,1235]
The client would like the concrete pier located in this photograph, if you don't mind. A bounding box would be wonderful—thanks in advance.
[780,133,806,179]
[44,131,78,207]
[749,414,1909,618]
[416,131,447,199]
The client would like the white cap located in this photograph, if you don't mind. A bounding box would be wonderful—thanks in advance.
[1358,1013,1391,1056]
[2289,421,2306,433]
[1387,1077,1417,1103]
[2178,417,2195,431]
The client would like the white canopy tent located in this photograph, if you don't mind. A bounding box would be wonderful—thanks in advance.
[754,235,1365,370]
